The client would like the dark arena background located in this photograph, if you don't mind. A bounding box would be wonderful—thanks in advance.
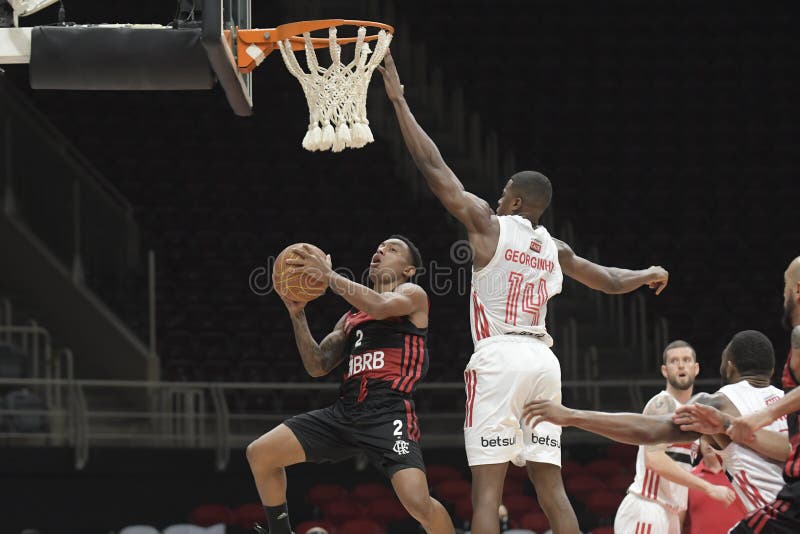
[0,1,797,533]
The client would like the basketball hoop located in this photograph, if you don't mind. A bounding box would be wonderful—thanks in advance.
[276,21,393,152]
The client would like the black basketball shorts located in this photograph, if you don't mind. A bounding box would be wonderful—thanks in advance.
[283,404,426,478]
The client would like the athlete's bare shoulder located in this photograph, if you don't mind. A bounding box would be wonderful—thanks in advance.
[689,391,737,414]
[393,282,427,299]
[643,392,678,416]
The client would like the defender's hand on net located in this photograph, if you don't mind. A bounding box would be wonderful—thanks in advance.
[376,50,405,101]
[522,399,572,428]
[672,404,726,434]
[647,266,669,295]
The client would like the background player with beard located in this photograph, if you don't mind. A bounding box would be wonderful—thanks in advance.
[613,340,735,534]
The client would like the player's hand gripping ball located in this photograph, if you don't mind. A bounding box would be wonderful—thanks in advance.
[272,243,328,303]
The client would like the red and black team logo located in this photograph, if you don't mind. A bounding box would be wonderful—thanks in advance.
[529,239,542,253]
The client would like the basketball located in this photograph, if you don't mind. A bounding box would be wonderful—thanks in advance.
[272,243,328,303]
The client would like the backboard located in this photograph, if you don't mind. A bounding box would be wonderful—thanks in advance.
[204,0,253,116]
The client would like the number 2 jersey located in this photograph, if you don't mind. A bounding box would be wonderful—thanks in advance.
[469,215,564,348]
[332,306,429,430]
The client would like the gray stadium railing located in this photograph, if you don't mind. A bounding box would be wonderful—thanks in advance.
[0,377,722,471]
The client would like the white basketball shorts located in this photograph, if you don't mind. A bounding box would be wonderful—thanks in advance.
[463,335,563,467]
[614,493,681,534]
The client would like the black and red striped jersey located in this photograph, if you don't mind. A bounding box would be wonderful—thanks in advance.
[781,349,800,482]
[336,307,429,411]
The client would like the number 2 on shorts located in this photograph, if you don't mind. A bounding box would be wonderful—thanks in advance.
[393,419,403,437]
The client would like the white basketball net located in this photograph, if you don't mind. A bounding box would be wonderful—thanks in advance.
[278,26,392,152]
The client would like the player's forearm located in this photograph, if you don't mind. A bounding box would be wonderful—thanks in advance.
[764,385,800,421]
[645,451,716,494]
[288,311,327,377]
[327,272,388,318]
[566,410,696,445]
[389,97,461,197]
[603,266,657,294]
[746,429,791,462]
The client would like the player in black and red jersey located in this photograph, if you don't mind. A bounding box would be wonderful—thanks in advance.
[246,236,455,534]
[671,256,800,532]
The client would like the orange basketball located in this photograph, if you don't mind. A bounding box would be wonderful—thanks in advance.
[272,243,328,303]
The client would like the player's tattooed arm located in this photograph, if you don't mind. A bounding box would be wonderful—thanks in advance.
[289,312,347,377]
[642,395,678,452]
[555,239,669,295]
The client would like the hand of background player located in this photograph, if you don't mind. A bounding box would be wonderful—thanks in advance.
[706,483,737,506]
[284,244,333,284]
[376,50,405,102]
[727,410,773,444]
[646,266,669,295]
[672,404,727,434]
[521,399,575,428]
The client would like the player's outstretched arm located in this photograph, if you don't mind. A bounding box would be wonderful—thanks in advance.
[280,295,347,378]
[522,399,698,445]
[556,239,669,295]
[377,51,496,236]
[642,395,736,505]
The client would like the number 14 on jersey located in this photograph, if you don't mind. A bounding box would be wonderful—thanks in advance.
[505,271,549,326]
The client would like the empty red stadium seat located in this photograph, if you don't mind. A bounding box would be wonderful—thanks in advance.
[337,518,385,534]
[584,492,625,518]
[306,484,348,507]
[295,520,337,534]
[565,475,606,500]
[560,459,583,478]
[608,472,633,492]
[233,503,264,530]
[351,483,395,501]
[520,511,549,532]
[425,464,464,486]
[433,479,471,503]
[189,504,235,526]
[454,496,473,523]
[503,494,541,519]
[322,498,364,524]
[607,443,638,463]
[586,459,624,478]
[366,497,410,524]
[506,465,529,482]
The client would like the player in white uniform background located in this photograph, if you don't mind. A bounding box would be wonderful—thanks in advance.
[614,341,735,534]
[379,51,670,534]
[523,330,792,530]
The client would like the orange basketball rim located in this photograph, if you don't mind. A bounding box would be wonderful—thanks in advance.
[226,19,395,74]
